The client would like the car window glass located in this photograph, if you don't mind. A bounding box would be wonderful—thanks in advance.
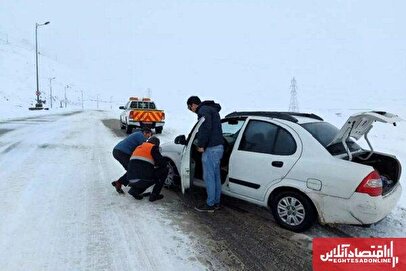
[130,101,137,108]
[129,101,155,109]
[239,120,276,154]
[239,120,296,155]
[301,122,361,154]
[222,119,245,146]
[301,122,338,147]
[274,128,297,155]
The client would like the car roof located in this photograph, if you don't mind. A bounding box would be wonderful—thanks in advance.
[224,111,323,124]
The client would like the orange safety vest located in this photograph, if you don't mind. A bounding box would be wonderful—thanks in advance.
[130,142,155,165]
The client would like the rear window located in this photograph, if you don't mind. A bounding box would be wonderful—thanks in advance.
[130,101,156,109]
[301,122,361,155]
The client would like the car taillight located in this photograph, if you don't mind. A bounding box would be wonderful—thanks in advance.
[355,170,382,197]
[161,112,165,120]
[129,111,134,119]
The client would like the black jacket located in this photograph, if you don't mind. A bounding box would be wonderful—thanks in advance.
[196,100,223,148]
[127,145,166,181]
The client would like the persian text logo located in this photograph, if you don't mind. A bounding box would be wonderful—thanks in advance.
[320,240,398,268]
[313,238,406,271]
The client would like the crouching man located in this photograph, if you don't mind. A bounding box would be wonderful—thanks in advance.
[127,136,168,202]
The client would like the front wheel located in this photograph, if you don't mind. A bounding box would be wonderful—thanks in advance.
[155,127,163,134]
[164,161,180,189]
[125,125,133,134]
[271,190,316,232]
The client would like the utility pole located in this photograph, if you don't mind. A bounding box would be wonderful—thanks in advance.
[289,77,299,112]
[49,77,55,108]
[81,90,84,110]
[64,84,70,108]
[147,88,152,98]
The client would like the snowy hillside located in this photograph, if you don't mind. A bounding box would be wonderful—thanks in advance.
[1,35,59,108]
[0,31,113,119]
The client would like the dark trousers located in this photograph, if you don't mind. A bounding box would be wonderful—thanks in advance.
[128,166,168,196]
[112,149,131,186]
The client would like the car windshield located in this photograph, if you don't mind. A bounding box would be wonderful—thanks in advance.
[301,122,362,155]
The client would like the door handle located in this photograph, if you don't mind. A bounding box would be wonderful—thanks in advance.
[272,161,284,168]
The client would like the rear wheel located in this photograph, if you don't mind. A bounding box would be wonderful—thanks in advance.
[155,127,163,134]
[125,125,133,134]
[271,190,316,232]
[120,122,125,129]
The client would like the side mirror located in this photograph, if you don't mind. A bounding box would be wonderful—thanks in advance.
[119,106,125,110]
[174,135,187,145]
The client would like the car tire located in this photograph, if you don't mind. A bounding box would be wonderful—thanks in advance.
[125,125,133,134]
[271,190,316,232]
[164,160,180,189]
[120,122,125,129]
[155,127,163,134]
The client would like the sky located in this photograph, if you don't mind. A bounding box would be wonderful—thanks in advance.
[1,0,405,111]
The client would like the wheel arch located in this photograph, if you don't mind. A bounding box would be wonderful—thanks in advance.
[163,156,180,174]
[268,186,319,220]
[162,153,181,173]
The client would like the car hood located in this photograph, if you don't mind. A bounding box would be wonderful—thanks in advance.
[328,111,402,146]
[161,142,184,154]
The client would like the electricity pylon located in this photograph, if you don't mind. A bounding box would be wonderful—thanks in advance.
[289,77,299,112]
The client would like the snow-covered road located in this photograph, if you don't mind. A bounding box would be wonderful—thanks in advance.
[0,111,208,271]
[0,109,405,271]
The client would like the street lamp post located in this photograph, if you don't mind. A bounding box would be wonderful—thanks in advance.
[35,21,50,108]
[49,77,56,108]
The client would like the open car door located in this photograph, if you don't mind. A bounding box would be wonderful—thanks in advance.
[180,117,205,194]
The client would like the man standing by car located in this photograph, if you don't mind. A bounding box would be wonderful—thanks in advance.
[127,136,168,202]
[187,96,224,212]
[111,128,152,194]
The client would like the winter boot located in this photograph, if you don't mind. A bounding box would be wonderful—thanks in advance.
[149,194,164,202]
[128,189,143,200]
[194,203,215,213]
[111,181,124,194]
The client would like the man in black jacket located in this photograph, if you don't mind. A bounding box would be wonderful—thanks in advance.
[127,136,168,202]
[187,96,224,212]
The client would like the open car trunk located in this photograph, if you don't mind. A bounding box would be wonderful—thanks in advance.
[326,111,402,161]
[352,151,402,196]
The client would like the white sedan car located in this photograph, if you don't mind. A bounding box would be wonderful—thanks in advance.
[161,111,402,232]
